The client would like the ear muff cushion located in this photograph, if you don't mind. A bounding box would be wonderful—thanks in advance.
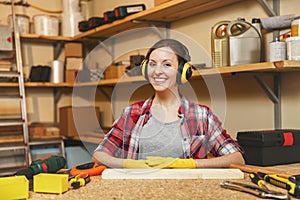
[177,62,192,84]
[141,59,148,81]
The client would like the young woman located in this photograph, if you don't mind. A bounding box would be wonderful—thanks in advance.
[92,39,245,168]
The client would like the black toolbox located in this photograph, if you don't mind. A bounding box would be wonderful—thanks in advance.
[237,130,300,166]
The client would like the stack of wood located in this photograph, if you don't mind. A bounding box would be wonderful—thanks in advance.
[0,125,23,143]
[29,123,60,139]
[0,60,11,71]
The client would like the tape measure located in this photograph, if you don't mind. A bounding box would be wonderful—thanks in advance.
[70,162,106,177]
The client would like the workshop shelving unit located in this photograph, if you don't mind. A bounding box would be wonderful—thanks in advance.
[0,0,298,173]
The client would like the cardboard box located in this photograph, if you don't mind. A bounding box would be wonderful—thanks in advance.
[0,25,13,51]
[154,0,172,6]
[104,65,127,79]
[59,106,100,137]
[65,69,78,83]
[237,130,300,166]
[65,57,83,70]
[65,42,83,57]
[29,123,60,139]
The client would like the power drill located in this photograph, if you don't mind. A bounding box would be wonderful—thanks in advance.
[15,155,66,180]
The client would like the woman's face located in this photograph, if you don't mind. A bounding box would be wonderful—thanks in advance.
[147,47,179,92]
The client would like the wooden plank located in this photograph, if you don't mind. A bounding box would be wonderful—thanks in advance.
[192,62,276,76]
[273,60,300,68]
[230,164,299,178]
[21,34,73,43]
[102,168,244,179]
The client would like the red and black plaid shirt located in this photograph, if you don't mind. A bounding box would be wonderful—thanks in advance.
[95,96,242,159]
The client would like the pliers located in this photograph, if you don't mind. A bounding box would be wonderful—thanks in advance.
[220,180,290,199]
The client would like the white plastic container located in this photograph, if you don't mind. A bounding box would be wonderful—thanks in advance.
[269,41,286,62]
[61,12,83,37]
[286,36,300,60]
[33,14,59,36]
[227,18,262,66]
[62,0,80,13]
[49,60,64,83]
[7,14,30,34]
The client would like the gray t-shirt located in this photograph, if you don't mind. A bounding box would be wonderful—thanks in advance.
[138,115,184,159]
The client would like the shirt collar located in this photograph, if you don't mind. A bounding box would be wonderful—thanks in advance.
[141,95,189,118]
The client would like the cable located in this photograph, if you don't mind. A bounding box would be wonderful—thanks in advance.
[0,1,62,13]
[29,4,62,13]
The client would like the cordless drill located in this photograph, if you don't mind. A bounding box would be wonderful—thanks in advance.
[15,155,66,180]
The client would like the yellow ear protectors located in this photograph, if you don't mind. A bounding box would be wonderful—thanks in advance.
[141,59,192,84]
[178,62,193,84]
[141,59,149,81]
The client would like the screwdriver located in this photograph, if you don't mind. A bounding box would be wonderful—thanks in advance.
[258,172,300,198]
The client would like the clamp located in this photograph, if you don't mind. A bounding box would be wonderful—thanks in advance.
[69,173,91,189]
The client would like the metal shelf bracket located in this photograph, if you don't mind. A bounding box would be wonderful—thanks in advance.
[254,73,281,129]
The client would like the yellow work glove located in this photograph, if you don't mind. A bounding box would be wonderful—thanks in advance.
[146,156,196,169]
[122,159,151,168]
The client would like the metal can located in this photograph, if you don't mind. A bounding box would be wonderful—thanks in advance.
[286,36,300,60]
[269,41,286,62]
[291,17,300,37]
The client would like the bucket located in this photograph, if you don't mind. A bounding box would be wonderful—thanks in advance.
[286,36,300,60]
[33,14,59,36]
[7,14,30,34]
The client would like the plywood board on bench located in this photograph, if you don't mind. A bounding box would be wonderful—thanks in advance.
[102,168,244,179]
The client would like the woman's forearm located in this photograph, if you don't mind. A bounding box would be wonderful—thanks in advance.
[92,151,124,168]
[195,152,245,168]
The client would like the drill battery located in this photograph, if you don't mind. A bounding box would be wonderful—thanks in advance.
[114,4,146,19]
[103,11,116,23]
[88,17,106,29]
[78,20,89,32]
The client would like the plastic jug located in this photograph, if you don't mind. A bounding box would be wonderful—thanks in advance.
[211,20,230,67]
[227,18,262,66]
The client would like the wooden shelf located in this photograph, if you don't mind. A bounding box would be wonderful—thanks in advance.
[0,61,299,88]
[0,82,71,87]
[16,0,242,42]
[72,61,300,87]
[73,0,243,40]
[20,34,73,43]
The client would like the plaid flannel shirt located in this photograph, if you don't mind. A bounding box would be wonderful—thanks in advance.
[95,96,242,159]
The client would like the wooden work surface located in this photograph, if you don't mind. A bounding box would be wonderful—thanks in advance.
[28,163,300,200]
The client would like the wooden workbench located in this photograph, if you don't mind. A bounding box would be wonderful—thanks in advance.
[28,163,300,200]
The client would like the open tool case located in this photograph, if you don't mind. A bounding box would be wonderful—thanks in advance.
[237,130,300,166]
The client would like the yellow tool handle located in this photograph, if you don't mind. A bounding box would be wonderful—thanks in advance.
[264,174,296,195]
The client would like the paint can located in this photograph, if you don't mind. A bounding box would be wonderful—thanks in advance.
[291,17,300,37]
[286,36,300,60]
[269,40,286,62]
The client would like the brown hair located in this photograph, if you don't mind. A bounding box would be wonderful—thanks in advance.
[145,39,191,64]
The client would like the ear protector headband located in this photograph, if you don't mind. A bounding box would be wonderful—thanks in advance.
[141,58,193,84]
